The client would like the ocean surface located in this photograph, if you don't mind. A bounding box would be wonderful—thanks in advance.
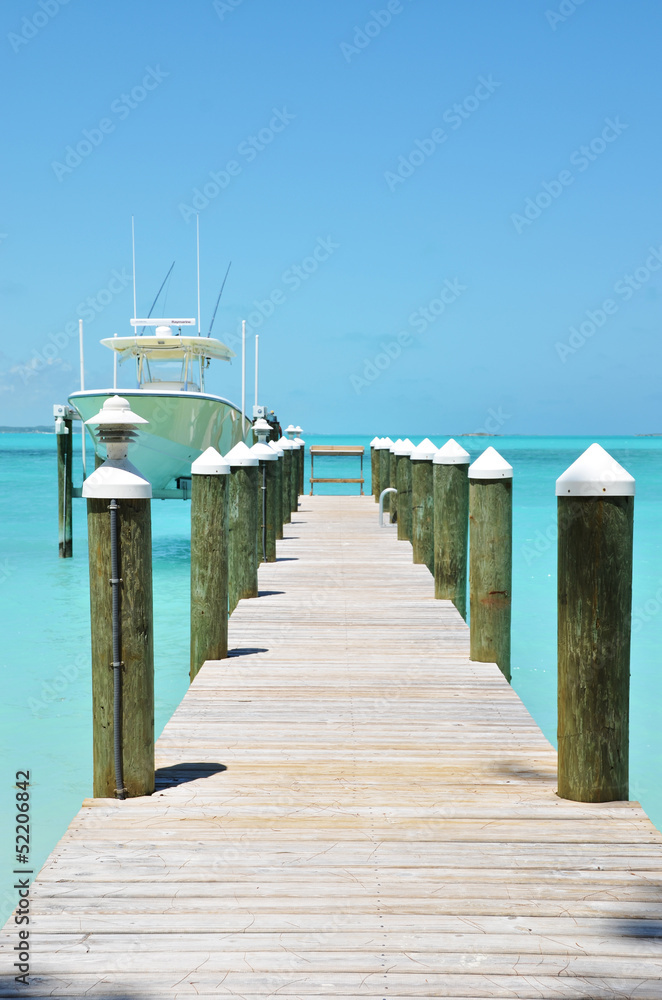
[2,432,661,923]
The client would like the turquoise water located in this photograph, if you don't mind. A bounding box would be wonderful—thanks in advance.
[1,432,661,923]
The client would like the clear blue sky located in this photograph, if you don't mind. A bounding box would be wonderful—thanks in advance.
[1,0,660,433]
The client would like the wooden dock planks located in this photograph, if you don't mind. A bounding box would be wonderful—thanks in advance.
[2,494,662,998]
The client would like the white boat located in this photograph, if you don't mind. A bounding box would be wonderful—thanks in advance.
[68,320,250,498]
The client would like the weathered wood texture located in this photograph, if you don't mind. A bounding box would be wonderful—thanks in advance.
[228,465,259,613]
[411,458,434,572]
[469,477,512,681]
[558,495,633,803]
[379,447,390,511]
[190,473,229,680]
[273,454,283,541]
[389,449,398,523]
[262,459,278,562]
[370,444,379,501]
[2,496,662,998]
[56,419,73,557]
[87,497,154,799]
[395,452,412,541]
[281,449,292,524]
[434,461,469,618]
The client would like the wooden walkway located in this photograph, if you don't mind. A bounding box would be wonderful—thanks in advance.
[3,495,662,998]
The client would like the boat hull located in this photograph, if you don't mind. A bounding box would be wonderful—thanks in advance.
[68,389,249,494]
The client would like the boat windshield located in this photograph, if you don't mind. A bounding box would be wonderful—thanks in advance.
[139,355,201,391]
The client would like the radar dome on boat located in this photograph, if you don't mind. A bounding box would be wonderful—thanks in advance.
[154,325,175,337]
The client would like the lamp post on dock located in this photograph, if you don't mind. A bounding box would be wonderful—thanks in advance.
[468,446,512,681]
[190,447,231,681]
[556,444,634,803]
[82,396,153,800]
[433,439,470,619]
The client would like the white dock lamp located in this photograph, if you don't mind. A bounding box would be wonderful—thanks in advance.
[285,424,297,441]
[82,395,151,499]
[253,416,272,445]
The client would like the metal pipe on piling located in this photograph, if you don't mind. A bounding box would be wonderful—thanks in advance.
[556,444,634,802]
[469,446,513,681]
[410,438,437,573]
[55,412,73,558]
[190,447,231,681]
[433,439,470,619]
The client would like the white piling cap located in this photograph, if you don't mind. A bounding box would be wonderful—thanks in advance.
[410,437,438,462]
[381,436,394,447]
[294,426,303,434]
[389,438,404,453]
[225,441,259,467]
[277,435,296,451]
[191,447,230,475]
[372,437,388,450]
[370,436,381,447]
[469,446,513,479]
[85,394,148,427]
[293,436,305,446]
[556,443,635,497]
[82,459,152,499]
[433,438,471,465]
[268,440,285,457]
[393,439,414,456]
[250,441,277,462]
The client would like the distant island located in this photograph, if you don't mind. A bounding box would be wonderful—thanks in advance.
[0,426,53,433]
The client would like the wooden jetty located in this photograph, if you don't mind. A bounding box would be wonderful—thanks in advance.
[3,494,662,997]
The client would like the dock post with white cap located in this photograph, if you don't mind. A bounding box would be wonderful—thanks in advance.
[379,438,394,514]
[370,437,381,501]
[294,426,305,495]
[410,438,437,572]
[226,441,260,614]
[556,443,634,802]
[433,439,470,619]
[190,447,230,681]
[389,440,403,524]
[394,439,414,541]
[251,423,279,563]
[83,396,154,799]
[268,437,285,540]
[54,405,73,558]
[469,446,513,681]
[278,436,295,524]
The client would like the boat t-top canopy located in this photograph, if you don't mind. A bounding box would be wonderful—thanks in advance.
[100,335,235,363]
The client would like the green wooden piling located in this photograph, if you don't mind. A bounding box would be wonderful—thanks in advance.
[410,439,436,573]
[227,446,260,614]
[87,497,154,798]
[190,450,230,681]
[394,445,413,541]
[556,444,634,802]
[379,440,393,513]
[469,447,513,681]
[433,440,470,619]
[372,439,382,501]
[281,445,293,525]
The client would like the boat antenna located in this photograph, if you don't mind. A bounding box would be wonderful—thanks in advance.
[131,215,137,328]
[140,261,175,334]
[196,214,201,334]
[207,261,232,337]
